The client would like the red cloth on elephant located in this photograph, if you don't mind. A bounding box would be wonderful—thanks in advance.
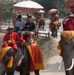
[64,18,74,31]
[30,39,44,71]
[2,32,24,50]
[53,16,59,22]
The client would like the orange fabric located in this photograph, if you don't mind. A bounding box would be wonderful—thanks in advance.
[0,47,11,61]
[61,31,74,42]
[24,40,44,71]
[30,40,44,71]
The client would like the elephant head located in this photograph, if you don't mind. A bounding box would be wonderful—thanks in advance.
[60,31,74,75]
[0,43,30,75]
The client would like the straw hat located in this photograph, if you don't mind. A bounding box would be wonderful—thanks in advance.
[6,26,14,31]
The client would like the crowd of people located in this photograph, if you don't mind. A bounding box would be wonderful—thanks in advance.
[1,14,44,75]
[2,9,74,74]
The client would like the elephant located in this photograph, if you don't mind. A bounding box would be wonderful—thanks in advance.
[49,22,59,38]
[59,31,74,75]
[38,18,45,30]
[0,42,30,75]
[0,40,40,75]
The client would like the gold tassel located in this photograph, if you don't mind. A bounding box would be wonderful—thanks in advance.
[57,42,61,50]
[7,56,14,68]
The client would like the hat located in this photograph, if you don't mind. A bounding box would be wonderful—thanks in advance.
[27,13,32,17]
[68,14,74,18]
[6,26,14,31]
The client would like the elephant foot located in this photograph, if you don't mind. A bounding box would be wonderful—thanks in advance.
[34,70,39,75]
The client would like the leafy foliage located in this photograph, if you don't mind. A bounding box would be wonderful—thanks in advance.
[0,0,69,20]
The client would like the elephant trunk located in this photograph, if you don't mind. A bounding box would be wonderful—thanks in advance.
[0,62,6,75]
[66,58,74,71]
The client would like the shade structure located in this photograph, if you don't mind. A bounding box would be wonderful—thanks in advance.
[12,1,44,13]
[49,9,58,14]
[38,10,45,13]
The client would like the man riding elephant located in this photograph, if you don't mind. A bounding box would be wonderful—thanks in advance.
[2,26,25,50]
[57,15,74,75]
[49,14,61,38]
[0,26,30,75]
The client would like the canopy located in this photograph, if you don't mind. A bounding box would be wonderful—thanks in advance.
[49,9,58,14]
[38,10,45,13]
[12,1,44,13]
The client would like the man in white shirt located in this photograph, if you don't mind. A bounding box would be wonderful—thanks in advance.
[15,14,26,35]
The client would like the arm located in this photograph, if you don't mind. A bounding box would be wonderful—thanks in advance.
[15,33,25,43]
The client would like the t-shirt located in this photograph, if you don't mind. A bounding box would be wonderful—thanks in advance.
[15,20,26,30]
[25,22,36,31]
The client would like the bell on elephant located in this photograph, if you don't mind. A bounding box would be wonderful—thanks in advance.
[7,56,14,68]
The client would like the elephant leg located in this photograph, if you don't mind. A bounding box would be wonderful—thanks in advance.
[38,25,41,29]
[34,70,39,75]
[19,71,30,75]
[71,67,74,75]
[7,70,14,75]
[42,25,44,29]
[55,29,57,38]
[65,70,72,75]
[51,29,54,37]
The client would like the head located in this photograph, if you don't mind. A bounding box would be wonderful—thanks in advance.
[17,14,22,21]
[23,32,31,43]
[6,26,14,33]
[27,14,32,23]
[27,16,32,23]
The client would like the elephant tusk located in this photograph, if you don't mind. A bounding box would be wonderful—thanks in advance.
[58,59,63,70]
[66,58,74,71]
[17,55,24,66]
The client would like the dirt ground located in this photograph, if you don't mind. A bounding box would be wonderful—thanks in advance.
[0,33,60,63]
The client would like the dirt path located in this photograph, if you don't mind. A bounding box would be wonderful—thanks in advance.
[0,32,64,75]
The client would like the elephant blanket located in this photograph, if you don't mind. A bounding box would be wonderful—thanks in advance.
[24,41,44,71]
[61,31,74,42]
[57,31,74,56]
[0,46,11,61]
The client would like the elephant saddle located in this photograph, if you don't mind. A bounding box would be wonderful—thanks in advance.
[61,31,74,41]
[0,47,11,61]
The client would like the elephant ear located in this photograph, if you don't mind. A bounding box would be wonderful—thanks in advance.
[0,47,12,61]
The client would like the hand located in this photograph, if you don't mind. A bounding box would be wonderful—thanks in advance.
[23,40,25,43]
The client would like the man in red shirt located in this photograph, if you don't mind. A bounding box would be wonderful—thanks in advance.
[2,26,25,50]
